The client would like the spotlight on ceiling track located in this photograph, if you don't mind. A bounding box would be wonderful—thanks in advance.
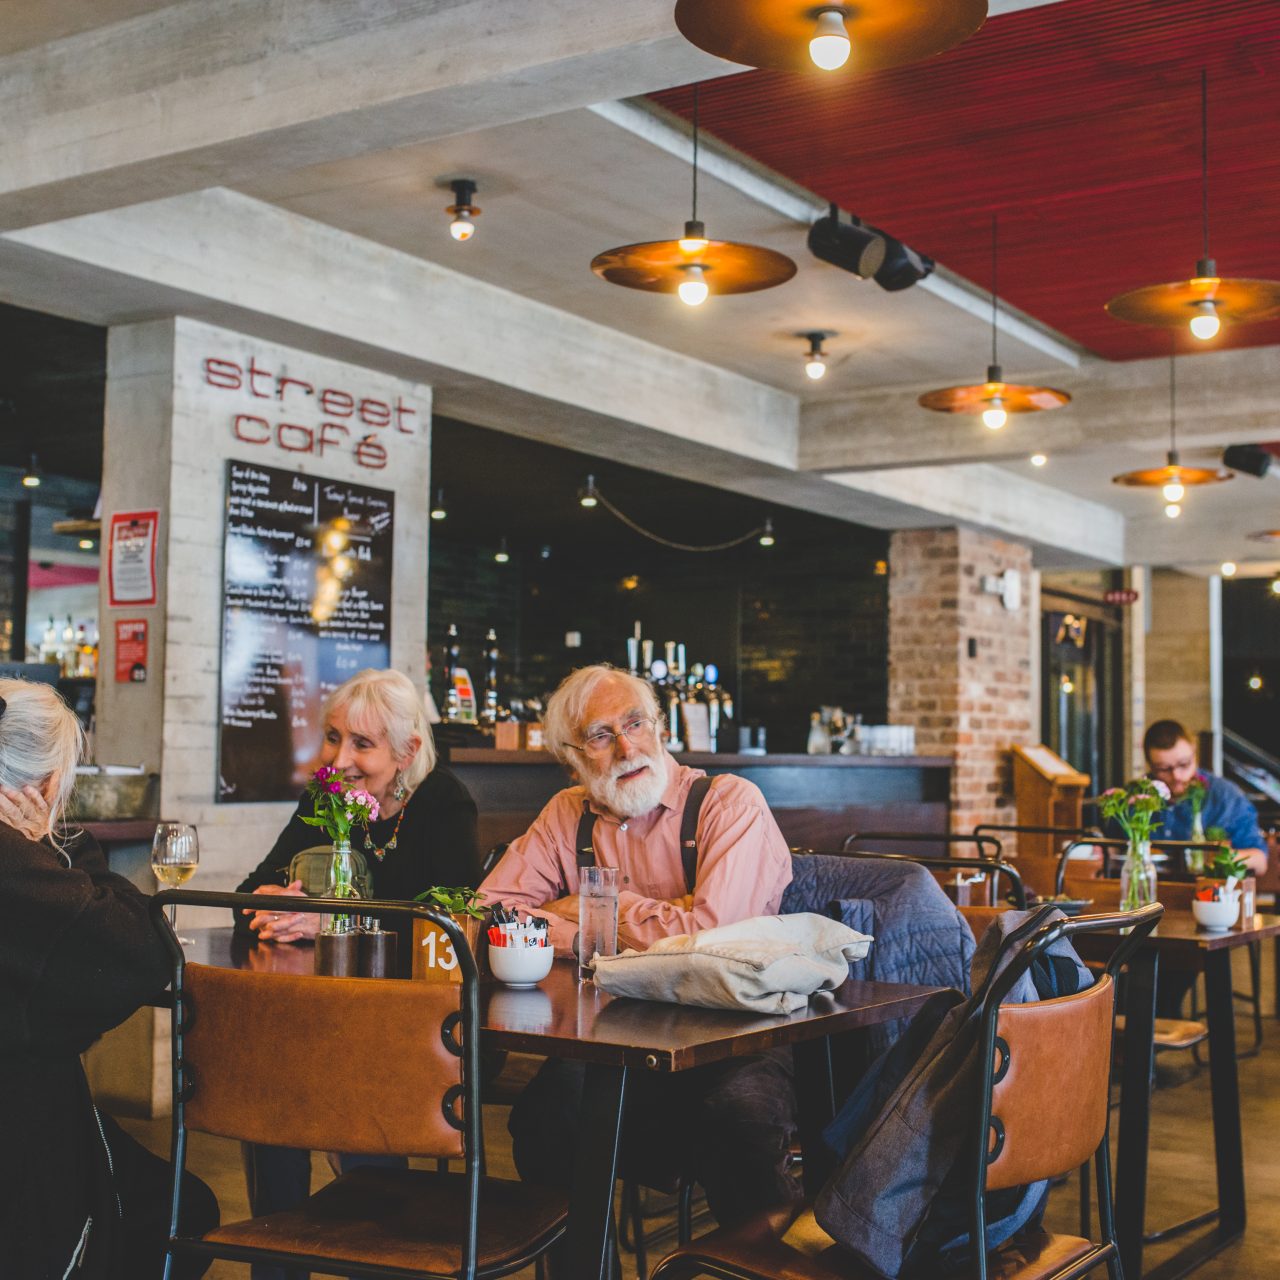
[1222,444,1272,478]
[873,233,936,292]
[807,206,885,280]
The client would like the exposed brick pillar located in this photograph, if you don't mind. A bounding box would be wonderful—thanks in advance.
[888,527,1035,838]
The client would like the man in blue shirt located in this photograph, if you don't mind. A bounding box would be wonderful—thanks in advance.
[1143,719,1267,874]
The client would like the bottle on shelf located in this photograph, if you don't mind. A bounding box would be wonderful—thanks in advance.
[441,624,462,723]
[807,712,832,755]
[481,628,500,728]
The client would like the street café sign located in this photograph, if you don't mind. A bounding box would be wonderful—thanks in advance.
[202,353,422,471]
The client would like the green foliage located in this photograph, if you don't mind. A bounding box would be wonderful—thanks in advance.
[1209,846,1249,882]
[414,885,488,920]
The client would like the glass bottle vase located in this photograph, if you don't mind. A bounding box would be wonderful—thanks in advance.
[324,840,361,934]
[316,839,362,976]
[1120,837,1157,912]
[1187,811,1207,874]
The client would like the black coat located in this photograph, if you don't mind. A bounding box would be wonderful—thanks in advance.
[235,766,482,953]
[0,824,171,1278]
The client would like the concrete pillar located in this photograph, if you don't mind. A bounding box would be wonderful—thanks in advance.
[888,527,1036,842]
[97,316,432,897]
[1144,568,1214,745]
[1124,566,1147,777]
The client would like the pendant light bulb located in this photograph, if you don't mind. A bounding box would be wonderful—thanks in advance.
[981,397,1008,431]
[494,537,510,564]
[809,8,852,70]
[445,178,480,242]
[1162,478,1186,503]
[449,212,475,242]
[805,354,827,381]
[758,518,775,547]
[1221,561,1237,577]
[1165,502,1182,519]
[430,489,447,520]
[578,474,599,508]
[678,264,709,307]
[1189,299,1220,341]
[21,453,41,488]
[802,332,830,380]
[1030,454,1047,468]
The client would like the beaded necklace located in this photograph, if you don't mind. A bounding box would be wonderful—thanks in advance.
[363,790,412,861]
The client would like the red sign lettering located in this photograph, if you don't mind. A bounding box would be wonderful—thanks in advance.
[355,436,388,469]
[233,413,271,444]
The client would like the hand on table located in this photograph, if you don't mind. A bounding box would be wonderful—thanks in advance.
[0,784,51,842]
[245,880,319,942]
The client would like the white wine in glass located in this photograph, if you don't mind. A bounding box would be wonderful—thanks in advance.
[152,822,199,945]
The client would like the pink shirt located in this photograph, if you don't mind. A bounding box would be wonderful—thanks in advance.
[480,762,793,955]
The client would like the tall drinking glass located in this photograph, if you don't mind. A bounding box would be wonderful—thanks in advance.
[578,866,618,982]
[152,822,199,945]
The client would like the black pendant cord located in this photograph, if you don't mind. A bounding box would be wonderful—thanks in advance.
[1169,343,1178,454]
[691,82,700,224]
[1201,68,1209,262]
[991,212,999,367]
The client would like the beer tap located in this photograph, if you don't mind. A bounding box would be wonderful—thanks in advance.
[481,627,499,727]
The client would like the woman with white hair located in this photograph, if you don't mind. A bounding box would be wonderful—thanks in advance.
[0,678,217,1278]
[234,667,481,1280]
[236,666,481,941]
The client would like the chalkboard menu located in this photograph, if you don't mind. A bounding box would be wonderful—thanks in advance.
[218,461,394,803]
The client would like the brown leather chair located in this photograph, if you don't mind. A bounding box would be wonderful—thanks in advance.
[150,890,567,1280]
[648,903,1162,1280]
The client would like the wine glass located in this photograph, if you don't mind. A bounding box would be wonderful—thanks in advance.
[152,822,199,945]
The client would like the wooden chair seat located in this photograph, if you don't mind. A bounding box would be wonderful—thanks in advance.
[203,1165,567,1276]
[651,1204,1104,1280]
[1115,1014,1208,1050]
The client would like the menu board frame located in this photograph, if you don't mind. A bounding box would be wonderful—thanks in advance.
[217,460,394,804]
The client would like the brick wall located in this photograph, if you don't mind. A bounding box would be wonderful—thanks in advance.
[888,527,1035,838]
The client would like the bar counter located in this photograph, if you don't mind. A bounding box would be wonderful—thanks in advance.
[445,748,952,852]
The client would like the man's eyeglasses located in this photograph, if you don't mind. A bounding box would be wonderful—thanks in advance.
[568,716,657,757]
[1148,757,1195,776]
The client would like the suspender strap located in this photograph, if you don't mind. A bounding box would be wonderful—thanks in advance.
[575,802,597,869]
[679,775,714,895]
[575,773,716,895]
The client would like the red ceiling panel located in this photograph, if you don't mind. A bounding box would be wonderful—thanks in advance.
[651,0,1280,360]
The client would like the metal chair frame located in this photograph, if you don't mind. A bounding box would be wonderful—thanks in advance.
[150,889,561,1280]
[836,834,1028,909]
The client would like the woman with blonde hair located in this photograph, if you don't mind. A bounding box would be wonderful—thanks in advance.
[0,678,217,1277]
[237,666,480,941]
[234,667,481,1279]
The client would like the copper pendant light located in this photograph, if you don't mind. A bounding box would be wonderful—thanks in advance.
[673,0,987,74]
[1111,345,1231,519]
[1106,71,1280,340]
[590,85,796,305]
[919,215,1070,428]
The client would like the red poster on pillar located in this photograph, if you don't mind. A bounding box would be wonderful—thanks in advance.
[115,619,148,683]
[107,510,159,607]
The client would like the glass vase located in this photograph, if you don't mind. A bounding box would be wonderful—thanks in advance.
[1120,837,1157,912]
[1187,812,1206,874]
[316,839,362,976]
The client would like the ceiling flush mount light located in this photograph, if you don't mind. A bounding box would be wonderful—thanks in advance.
[430,489,447,520]
[591,84,796,307]
[672,0,987,74]
[494,537,510,564]
[1106,71,1280,339]
[920,215,1070,429]
[1112,349,1231,516]
[445,178,481,242]
[800,331,834,380]
[21,453,41,488]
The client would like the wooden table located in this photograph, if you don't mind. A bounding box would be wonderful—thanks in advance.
[190,929,938,1280]
[1076,911,1280,1280]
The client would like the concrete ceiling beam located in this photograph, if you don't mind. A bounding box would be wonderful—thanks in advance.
[0,0,728,231]
[800,345,1280,472]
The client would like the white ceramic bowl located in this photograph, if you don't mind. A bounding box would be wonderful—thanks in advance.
[488,943,555,988]
[1192,894,1240,932]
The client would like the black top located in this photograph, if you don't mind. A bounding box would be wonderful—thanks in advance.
[0,824,171,1277]
[234,765,482,946]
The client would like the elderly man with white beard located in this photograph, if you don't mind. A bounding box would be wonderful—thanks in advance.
[480,664,798,1241]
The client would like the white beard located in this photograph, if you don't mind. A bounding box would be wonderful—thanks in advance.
[586,747,671,820]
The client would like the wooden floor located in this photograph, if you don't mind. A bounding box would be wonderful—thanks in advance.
[117,942,1280,1278]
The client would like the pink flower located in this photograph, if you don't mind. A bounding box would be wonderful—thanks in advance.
[1150,779,1171,800]
[327,780,343,794]
[314,765,335,781]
